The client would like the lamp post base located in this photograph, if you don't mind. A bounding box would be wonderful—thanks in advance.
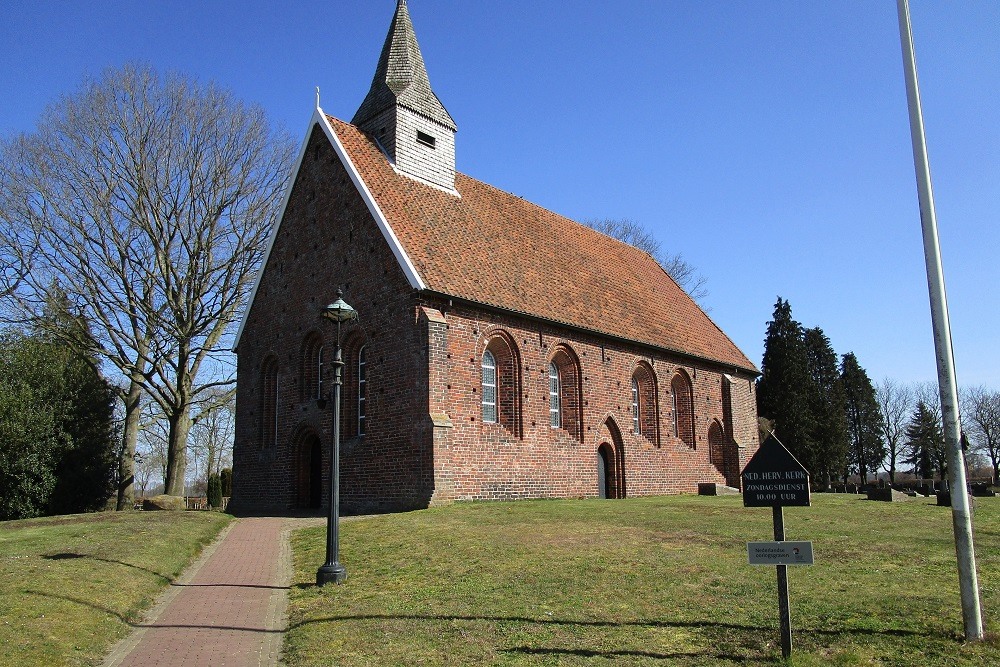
[317,562,347,586]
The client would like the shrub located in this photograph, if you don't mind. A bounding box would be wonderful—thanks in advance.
[207,473,223,509]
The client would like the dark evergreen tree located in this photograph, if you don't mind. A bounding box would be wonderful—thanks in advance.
[905,401,944,480]
[220,467,233,497]
[757,298,818,474]
[36,291,118,514]
[207,473,223,509]
[840,353,885,484]
[0,296,117,519]
[803,327,848,489]
[0,332,67,520]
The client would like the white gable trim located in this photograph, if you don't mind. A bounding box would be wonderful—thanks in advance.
[233,107,425,351]
[316,111,426,291]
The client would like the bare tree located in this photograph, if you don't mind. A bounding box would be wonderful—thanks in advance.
[135,401,169,497]
[584,218,708,303]
[876,378,914,484]
[189,387,236,482]
[963,386,1000,483]
[0,164,39,301]
[0,63,294,499]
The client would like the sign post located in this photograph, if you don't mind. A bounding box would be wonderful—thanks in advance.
[741,435,811,660]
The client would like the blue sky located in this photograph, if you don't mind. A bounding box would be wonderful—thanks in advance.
[2,1,997,390]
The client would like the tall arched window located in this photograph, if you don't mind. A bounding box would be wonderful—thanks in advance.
[631,363,659,445]
[358,345,367,435]
[300,332,324,401]
[549,362,561,427]
[671,371,695,448]
[260,356,278,448]
[631,378,640,434]
[342,335,368,439]
[481,333,523,437]
[671,389,679,438]
[549,345,583,440]
[482,350,497,423]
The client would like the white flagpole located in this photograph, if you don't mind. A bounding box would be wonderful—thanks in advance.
[895,0,983,640]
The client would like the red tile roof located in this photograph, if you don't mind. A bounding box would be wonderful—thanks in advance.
[329,116,757,373]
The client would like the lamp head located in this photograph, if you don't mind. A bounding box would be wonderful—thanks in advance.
[322,289,357,324]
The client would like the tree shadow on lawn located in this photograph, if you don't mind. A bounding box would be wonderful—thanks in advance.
[43,552,289,590]
[502,646,755,662]
[24,590,285,634]
[286,614,950,664]
[287,612,937,639]
[44,552,173,582]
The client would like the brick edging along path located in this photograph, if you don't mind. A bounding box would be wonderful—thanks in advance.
[102,516,323,667]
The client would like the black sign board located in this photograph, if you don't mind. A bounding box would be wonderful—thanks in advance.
[741,437,811,507]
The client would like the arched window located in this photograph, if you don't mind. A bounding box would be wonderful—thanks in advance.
[482,350,498,423]
[342,335,368,439]
[300,332,324,401]
[671,371,695,448]
[358,345,367,436]
[549,345,583,440]
[260,356,278,448]
[671,389,679,438]
[549,362,560,427]
[631,378,640,434]
[481,333,523,437]
[632,363,659,445]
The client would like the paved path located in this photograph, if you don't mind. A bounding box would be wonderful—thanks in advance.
[103,516,322,667]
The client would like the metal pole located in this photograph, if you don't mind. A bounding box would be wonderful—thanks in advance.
[317,318,347,586]
[773,506,792,659]
[895,0,983,640]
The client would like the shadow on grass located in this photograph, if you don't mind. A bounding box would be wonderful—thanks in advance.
[288,612,936,640]
[43,552,172,582]
[503,646,757,662]
[44,550,290,591]
[24,590,284,634]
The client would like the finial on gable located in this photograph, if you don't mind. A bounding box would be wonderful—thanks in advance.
[315,86,321,110]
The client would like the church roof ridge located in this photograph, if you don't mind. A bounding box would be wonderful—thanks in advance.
[352,0,457,131]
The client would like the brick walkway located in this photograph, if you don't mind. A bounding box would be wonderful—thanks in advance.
[102,516,316,667]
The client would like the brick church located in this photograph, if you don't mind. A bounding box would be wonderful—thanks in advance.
[232,0,759,514]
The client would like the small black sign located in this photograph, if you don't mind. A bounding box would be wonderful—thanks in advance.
[741,437,811,507]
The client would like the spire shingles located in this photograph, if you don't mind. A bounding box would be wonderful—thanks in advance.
[352,0,456,131]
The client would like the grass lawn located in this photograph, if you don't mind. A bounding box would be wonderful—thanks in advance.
[285,494,1000,666]
[0,510,231,667]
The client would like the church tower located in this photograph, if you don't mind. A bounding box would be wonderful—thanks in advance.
[352,0,458,192]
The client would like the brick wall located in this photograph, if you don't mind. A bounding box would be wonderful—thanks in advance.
[418,299,759,502]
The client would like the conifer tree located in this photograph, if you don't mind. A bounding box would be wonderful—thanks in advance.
[757,298,817,474]
[905,401,944,481]
[841,352,885,484]
[803,327,848,489]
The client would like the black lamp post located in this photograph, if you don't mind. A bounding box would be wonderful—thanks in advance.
[316,288,356,586]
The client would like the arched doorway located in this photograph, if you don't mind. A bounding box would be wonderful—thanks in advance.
[295,431,323,509]
[597,417,626,499]
[597,444,612,499]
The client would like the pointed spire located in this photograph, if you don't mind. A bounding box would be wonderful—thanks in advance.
[352,0,456,131]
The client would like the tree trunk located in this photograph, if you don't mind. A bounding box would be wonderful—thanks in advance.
[115,378,143,510]
[164,408,192,497]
